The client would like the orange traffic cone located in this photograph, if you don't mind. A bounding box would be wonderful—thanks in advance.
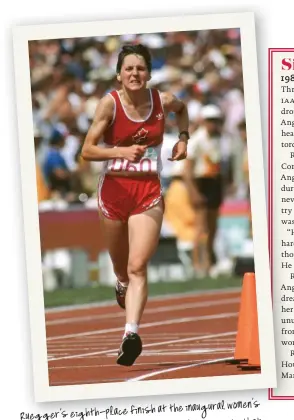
[227,272,257,365]
[248,313,261,366]
[239,276,261,371]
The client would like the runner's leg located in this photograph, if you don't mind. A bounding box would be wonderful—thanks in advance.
[126,201,163,326]
[98,210,129,285]
[116,201,163,366]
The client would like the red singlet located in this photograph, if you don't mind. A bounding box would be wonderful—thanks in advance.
[98,88,165,221]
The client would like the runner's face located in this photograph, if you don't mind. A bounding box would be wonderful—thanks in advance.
[119,54,150,90]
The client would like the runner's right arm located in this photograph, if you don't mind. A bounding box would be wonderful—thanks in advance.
[81,95,146,162]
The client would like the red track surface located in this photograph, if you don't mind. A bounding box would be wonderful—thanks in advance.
[45,289,259,386]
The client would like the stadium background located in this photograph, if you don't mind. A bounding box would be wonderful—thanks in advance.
[29,28,252,308]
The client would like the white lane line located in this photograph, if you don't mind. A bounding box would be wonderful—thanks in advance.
[48,348,110,352]
[47,311,237,342]
[46,333,207,346]
[48,354,69,358]
[107,349,234,357]
[49,379,124,385]
[46,298,239,326]
[48,331,235,361]
[48,343,234,355]
[47,343,111,348]
[45,287,241,314]
[172,340,235,345]
[127,357,234,382]
[49,358,207,367]
[48,360,205,369]
[47,337,119,343]
[152,347,235,353]
[49,348,233,359]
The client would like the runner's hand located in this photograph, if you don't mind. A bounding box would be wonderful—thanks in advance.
[120,145,147,162]
[168,140,187,161]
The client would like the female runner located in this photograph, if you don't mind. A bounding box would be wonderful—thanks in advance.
[82,44,189,366]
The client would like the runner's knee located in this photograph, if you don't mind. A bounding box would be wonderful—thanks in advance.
[127,259,147,279]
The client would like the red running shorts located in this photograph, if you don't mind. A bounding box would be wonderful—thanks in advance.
[98,174,163,222]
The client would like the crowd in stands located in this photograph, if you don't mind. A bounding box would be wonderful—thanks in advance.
[31,29,248,205]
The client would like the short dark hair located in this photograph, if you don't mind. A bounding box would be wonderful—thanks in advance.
[116,44,152,74]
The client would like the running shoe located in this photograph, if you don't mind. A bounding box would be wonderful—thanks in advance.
[115,280,128,309]
[117,332,142,366]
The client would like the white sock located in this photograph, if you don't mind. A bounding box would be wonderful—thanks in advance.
[124,323,139,338]
[117,279,128,287]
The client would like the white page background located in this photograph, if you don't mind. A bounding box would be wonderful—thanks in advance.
[1,0,289,418]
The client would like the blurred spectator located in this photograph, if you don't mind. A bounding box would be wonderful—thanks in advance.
[228,117,249,200]
[237,119,252,238]
[238,119,249,191]
[34,127,50,203]
[43,129,73,201]
[164,160,196,244]
[183,104,230,277]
